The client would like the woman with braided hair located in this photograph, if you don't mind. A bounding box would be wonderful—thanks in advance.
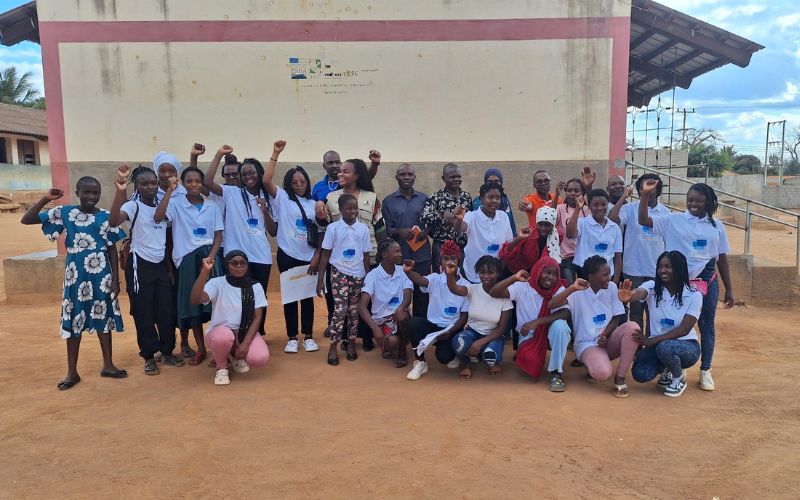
[190,251,269,386]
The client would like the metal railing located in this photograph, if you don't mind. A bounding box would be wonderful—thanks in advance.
[625,161,800,274]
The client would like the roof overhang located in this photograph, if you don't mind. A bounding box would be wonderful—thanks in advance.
[0,1,38,46]
[628,0,764,108]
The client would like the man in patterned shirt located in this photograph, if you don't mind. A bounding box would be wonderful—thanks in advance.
[420,163,473,272]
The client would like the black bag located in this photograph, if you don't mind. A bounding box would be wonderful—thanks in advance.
[292,197,320,248]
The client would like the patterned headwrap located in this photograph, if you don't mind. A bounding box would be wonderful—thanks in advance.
[535,206,561,263]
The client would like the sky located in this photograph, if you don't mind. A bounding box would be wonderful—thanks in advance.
[0,0,797,157]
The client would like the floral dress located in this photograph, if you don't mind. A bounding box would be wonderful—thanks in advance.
[39,206,125,338]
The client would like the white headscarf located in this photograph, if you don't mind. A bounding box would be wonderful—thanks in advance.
[536,206,561,263]
[152,151,182,173]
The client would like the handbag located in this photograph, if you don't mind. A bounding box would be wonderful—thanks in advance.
[118,202,139,271]
[292,197,320,248]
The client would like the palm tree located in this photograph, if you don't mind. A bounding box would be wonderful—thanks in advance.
[0,66,40,105]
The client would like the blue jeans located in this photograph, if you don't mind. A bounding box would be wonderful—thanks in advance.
[697,260,719,371]
[518,319,571,373]
[632,339,701,381]
[452,328,504,366]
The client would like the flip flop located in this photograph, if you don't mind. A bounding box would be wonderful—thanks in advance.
[187,351,207,366]
[459,367,472,380]
[100,369,128,378]
[613,383,630,398]
[489,365,502,376]
[57,377,80,390]
[549,373,567,392]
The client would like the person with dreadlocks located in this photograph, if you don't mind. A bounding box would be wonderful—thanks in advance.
[190,251,269,385]
[403,240,470,381]
[638,180,734,392]
[619,251,703,397]
[261,140,321,354]
[110,164,183,375]
[21,177,126,390]
[204,144,276,336]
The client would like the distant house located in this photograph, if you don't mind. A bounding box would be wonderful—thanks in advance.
[0,103,49,165]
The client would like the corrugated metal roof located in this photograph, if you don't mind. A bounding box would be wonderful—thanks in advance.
[0,102,47,139]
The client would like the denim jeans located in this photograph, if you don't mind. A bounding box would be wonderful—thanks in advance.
[517,319,571,373]
[697,260,719,371]
[452,328,504,366]
[632,339,701,382]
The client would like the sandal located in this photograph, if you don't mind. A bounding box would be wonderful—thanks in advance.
[549,373,566,392]
[489,365,502,376]
[144,359,160,376]
[181,345,196,359]
[187,351,207,366]
[570,358,584,367]
[100,369,128,378]
[613,383,630,398]
[57,377,80,390]
[459,367,472,380]
[382,351,396,360]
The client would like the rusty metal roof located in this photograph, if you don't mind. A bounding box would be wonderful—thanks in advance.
[0,102,47,139]
[628,0,764,108]
[0,1,38,46]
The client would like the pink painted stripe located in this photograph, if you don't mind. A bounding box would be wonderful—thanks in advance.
[40,17,628,43]
[608,18,631,177]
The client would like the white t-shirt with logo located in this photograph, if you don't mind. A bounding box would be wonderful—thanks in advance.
[166,195,224,267]
[464,283,513,336]
[121,199,168,264]
[203,276,267,332]
[362,264,413,319]
[273,188,317,262]
[651,211,731,279]
[566,281,626,359]
[220,185,272,265]
[638,280,701,341]
[422,273,470,328]
[461,208,513,283]
[573,216,623,276]
[321,218,372,278]
[618,201,670,277]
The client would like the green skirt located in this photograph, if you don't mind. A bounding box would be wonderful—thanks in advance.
[175,245,221,329]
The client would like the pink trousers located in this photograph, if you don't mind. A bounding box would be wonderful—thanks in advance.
[205,325,269,369]
[579,321,640,381]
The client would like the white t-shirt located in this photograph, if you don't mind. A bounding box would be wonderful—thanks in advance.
[573,216,623,276]
[618,201,670,277]
[362,264,413,319]
[209,190,225,219]
[321,218,372,278]
[461,208,513,283]
[273,188,317,262]
[651,211,731,279]
[422,273,470,327]
[566,281,626,359]
[507,282,567,334]
[465,283,513,336]
[166,195,224,267]
[203,276,268,332]
[121,199,168,264]
[220,185,272,264]
[639,280,701,341]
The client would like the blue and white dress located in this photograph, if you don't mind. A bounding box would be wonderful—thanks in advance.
[39,205,125,338]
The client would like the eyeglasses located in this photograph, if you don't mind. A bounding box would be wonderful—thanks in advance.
[228,259,248,267]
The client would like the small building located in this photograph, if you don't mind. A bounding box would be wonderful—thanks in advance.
[0,102,49,166]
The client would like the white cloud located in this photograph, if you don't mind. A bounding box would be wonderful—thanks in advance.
[776,12,800,30]
[710,4,766,21]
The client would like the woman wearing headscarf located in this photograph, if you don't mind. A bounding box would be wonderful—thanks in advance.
[498,205,561,274]
[472,168,516,235]
[490,256,572,391]
[190,251,269,386]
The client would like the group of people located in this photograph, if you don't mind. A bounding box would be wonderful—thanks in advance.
[22,140,735,398]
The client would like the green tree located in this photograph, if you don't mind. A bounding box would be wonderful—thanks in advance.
[733,154,762,174]
[0,66,40,105]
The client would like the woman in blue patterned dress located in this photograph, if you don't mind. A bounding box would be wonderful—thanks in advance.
[21,177,126,390]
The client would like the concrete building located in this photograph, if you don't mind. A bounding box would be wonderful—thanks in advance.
[0,102,49,166]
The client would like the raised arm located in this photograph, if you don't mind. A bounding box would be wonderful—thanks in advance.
[444,261,468,297]
[154,176,177,223]
[608,186,632,224]
[367,149,381,179]
[502,225,532,254]
[189,142,205,168]
[204,145,232,196]
[489,269,530,299]
[453,205,467,234]
[580,166,596,192]
[565,195,585,239]
[637,179,659,227]
[551,181,566,208]
[261,140,285,198]
[20,188,64,225]
[190,257,214,304]
[617,279,647,303]
[109,165,131,227]
[549,278,589,309]
[402,259,429,288]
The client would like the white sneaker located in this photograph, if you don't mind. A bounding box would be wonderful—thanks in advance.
[699,369,715,391]
[446,358,461,369]
[214,368,230,385]
[303,338,319,352]
[233,359,250,374]
[469,356,480,364]
[406,360,429,380]
[656,369,673,389]
[284,339,299,353]
[664,373,687,398]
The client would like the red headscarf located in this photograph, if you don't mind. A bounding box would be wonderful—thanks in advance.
[515,256,566,379]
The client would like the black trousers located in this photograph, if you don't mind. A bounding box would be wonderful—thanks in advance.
[276,248,314,338]
[411,260,431,318]
[249,262,272,335]
[408,317,456,363]
[126,254,176,360]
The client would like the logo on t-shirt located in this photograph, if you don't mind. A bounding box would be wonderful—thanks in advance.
[486,243,500,253]
[444,306,458,316]
[247,218,258,228]
[295,218,307,230]
[659,318,675,333]
[592,313,607,325]
[594,242,609,253]
[342,248,356,259]
[192,227,208,237]
[388,296,400,306]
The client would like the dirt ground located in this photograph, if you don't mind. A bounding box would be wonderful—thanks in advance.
[1,212,799,499]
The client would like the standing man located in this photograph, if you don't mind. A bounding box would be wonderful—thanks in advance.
[420,163,473,273]
[519,170,561,226]
[606,174,627,212]
[382,163,432,317]
[311,150,382,202]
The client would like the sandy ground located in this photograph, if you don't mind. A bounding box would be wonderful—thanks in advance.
[1,213,800,499]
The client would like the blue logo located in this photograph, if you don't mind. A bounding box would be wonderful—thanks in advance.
[388,297,400,306]
[487,243,500,253]
[641,225,652,233]
[247,218,258,228]
[342,248,356,258]
[295,218,306,230]
[592,313,607,325]
[594,242,609,252]
[192,227,207,237]
[444,306,458,316]
[659,318,675,328]
[692,239,708,249]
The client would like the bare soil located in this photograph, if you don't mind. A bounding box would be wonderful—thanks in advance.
[1,213,799,499]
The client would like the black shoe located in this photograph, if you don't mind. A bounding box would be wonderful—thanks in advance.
[362,339,375,352]
[341,339,349,351]
[328,356,339,366]
[347,350,358,361]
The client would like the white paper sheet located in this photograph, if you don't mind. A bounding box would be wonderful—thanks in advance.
[279,265,320,305]
[414,324,454,357]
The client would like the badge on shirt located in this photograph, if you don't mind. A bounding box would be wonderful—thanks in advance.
[659,317,675,335]
[388,296,400,307]
[594,242,610,255]
[640,225,658,241]
[592,313,607,337]
[342,248,356,260]
[294,218,307,240]
[444,306,458,317]
[486,243,500,253]
[690,239,709,259]
[247,217,260,234]
[192,227,211,245]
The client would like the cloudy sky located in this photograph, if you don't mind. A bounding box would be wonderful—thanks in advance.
[0,0,797,155]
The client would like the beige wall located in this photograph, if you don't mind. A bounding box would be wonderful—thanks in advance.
[0,133,49,166]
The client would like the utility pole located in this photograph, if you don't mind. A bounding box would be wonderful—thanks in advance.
[765,120,787,185]
[674,107,695,148]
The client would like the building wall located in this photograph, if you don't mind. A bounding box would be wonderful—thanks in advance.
[38,0,631,203]
[0,133,49,166]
